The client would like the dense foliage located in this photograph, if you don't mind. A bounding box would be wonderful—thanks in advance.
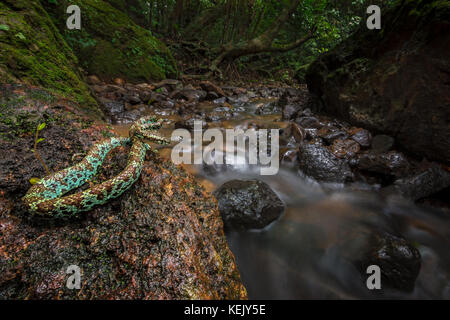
[105,0,395,80]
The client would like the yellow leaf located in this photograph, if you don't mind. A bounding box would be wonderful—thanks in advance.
[29,177,41,185]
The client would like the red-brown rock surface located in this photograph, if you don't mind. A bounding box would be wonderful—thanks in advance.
[0,84,247,299]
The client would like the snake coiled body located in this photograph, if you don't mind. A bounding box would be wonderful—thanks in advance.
[23,117,169,218]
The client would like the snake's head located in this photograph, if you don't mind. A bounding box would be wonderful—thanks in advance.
[130,116,171,145]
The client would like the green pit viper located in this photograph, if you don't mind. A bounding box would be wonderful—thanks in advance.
[23,116,170,218]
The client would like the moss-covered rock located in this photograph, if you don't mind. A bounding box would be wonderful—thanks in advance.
[306,0,450,165]
[0,84,246,300]
[43,0,177,83]
[0,0,99,114]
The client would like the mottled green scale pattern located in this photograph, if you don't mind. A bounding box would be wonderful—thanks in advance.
[22,117,169,218]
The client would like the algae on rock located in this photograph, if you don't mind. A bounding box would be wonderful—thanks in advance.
[0,0,99,115]
[43,0,177,82]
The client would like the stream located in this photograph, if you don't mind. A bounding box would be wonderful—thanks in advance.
[111,94,450,300]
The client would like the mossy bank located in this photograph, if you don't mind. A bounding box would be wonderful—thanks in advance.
[43,0,177,82]
[0,0,98,114]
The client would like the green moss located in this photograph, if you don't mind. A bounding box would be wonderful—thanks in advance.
[43,0,177,82]
[0,0,100,115]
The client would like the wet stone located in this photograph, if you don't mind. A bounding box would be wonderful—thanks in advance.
[330,139,361,159]
[322,130,349,145]
[103,101,125,115]
[295,116,321,129]
[298,143,353,183]
[357,151,410,178]
[214,179,285,231]
[351,129,372,148]
[282,104,301,120]
[358,232,421,292]
[389,164,450,200]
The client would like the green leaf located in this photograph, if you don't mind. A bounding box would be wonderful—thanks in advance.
[15,32,26,41]
[0,24,9,31]
[37,123,46,131]
[37,138,45,144]
[29,177,41,185]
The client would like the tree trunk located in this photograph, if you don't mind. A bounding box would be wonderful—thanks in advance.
[183,4,225,39]
[205,0,315,77]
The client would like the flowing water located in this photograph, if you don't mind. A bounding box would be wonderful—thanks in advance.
[112,98,450,300]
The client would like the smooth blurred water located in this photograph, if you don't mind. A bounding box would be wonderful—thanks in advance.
[114,99,450,299]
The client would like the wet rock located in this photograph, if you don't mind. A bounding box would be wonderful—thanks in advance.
[183,84,195,90]
[291,123,306,143]
[103,101,125,115]
[258,88,272,98]
[281,148,299,167]
[351,129,372,148]
[199,81,226,97]
[247,91,257,99]
[372,135,395,154]
[255,101,281,115]
[136,83,154,91]
[298,143,353,183]
[295,116,321,129]
[150,92,167,104]
[389,164,450,200]
[206,111,230,123]
[139,91,153,104]
[278,88,302,106]
[158,86,170,95]
[105,84,127,96]
[213,97,227,104]
[90,85,105,94]
[87,75,101,85]
[113,78,125,86]
[358,232,421,292]
[0,85,246,299]
[321,130,349,145]
[357,151,410,178]
[306,1,450,165]
[158,100,175,109]
[329,139,360,159]
[282,104,301,120]
[175,117,208,131]
[206,91,219,100]
[214,180,285,231]
[228,94,250,105]
[116,109,142,123]
[127,95,141,105]
[281,123,305,146]
[171,89,207,102]
[304,128,320,140]
[154,79,182,91]
[233,88,247,96]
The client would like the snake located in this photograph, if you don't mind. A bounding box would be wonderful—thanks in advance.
[22,116,170,218]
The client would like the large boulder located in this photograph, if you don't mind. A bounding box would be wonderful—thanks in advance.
[298,143,353,183]
[42,0,177,82]
[214,180,285,231]
[306,0,450,165]
[0,0,99,114]
[0,84,246,299]
[356,232,421,292]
